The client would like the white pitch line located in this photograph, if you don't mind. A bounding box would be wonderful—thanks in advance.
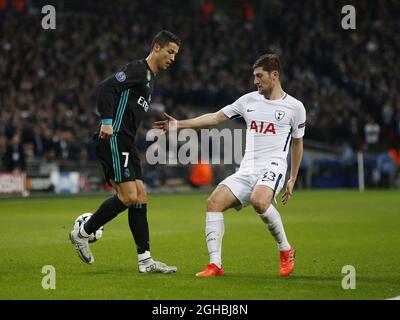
[386,296,400,300]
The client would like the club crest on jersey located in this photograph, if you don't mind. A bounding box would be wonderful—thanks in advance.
[115,71,126,82]
[124,168,131,178]
[275,110,285,121]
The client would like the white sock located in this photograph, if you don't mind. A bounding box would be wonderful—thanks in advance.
[205,212,224,268]
[259,205,291,251]
[138,250,151,263]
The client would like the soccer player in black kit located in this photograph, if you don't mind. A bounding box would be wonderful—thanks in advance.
[70,30,180,273]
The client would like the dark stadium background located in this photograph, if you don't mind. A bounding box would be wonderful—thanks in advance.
[1,0,399,193]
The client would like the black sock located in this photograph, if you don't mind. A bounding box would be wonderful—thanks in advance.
[84,195,127,234]
[128,203,150,254]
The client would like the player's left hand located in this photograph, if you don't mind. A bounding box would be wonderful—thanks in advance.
[282,178,296,205]
[99,124,113,139]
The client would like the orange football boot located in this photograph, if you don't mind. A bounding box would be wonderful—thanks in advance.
[196,263,224,277]
[280,247,296,277]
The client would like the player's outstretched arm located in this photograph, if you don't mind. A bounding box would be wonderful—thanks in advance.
[153,111,229,132]
[282,137,303,205]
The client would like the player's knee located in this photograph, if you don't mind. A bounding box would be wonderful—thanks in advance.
[135,181,147,204]
[250,196,270,214]
[137,193,147,204]
[119,193,138,207]
[206,196,224,212]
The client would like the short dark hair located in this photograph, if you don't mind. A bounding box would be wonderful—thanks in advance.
[151,30,181,49]
[253,53,281,75]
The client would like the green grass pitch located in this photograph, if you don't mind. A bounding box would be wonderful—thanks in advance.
[0,190,399,300]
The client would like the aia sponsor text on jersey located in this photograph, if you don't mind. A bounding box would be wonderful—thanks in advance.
[249,121,276,134]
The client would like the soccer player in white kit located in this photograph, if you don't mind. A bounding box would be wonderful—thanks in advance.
[154,53,306,277]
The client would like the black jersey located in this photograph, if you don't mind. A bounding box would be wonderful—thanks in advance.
[96,59,155,141]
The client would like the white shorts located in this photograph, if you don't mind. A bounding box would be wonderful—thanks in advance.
[219,163,286,210]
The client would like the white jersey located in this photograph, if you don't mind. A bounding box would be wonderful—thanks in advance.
[221,91,306,172]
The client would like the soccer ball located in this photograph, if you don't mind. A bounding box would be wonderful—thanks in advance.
[73,213,104,243]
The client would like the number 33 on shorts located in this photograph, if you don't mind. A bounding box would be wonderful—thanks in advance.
[261,170,276,182]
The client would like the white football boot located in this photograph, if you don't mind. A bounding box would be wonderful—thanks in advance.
[69,226,94,264]
[138,257,177,274]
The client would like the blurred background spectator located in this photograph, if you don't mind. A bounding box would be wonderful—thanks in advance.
[340,142,355,188]
[376,149,396,188]
[190,162,213,188]
[2,132,26,172]
[297,150,311,189]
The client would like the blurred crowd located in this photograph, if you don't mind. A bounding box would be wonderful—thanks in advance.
[1,0,399,183]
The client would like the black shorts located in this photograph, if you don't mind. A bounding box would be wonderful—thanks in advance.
[94,134,142,185]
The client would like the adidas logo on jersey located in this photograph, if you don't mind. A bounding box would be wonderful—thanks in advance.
[249,120,276,134]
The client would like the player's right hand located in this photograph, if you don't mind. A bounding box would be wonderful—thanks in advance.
[153,113,178,133]
[282,178,295,205]
[99,124,113,139]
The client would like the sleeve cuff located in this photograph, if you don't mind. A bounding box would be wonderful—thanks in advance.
[101,118,113,125]
[220,106,238,119]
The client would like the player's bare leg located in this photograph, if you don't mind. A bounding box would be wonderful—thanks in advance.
[196,185,241,277]
[250,185,295,277]
[111,180,138,206]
